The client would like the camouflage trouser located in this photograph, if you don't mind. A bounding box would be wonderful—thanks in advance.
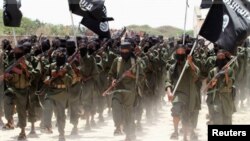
[68,83,81,126]
[210,92,234,125]
[14,88,36,128]
[3,93,15,121]
[112,91,136,138]
[46,89,68,135]
[81,80,97,115]
[42,98,54,128]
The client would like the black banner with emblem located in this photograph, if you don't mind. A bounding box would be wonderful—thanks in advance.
[68,0,113,39]
[199,0,250,54]
[80,16,111,39]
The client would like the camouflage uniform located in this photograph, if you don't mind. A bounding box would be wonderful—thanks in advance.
[3,50,16,129]
[5,54,39,139]
[103,50,117,115]
[79,54,99,129]
[207,67,235,124]
[109,55,144,140]
[165,60,201,138]
[142,53,158,123]
[234,46,248,108]
[43,62,73,139]
[68,79,81,129]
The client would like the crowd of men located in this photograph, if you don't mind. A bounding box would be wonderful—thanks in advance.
[0,32,249,141]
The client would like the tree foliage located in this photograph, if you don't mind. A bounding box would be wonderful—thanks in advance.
[0,9,81,36]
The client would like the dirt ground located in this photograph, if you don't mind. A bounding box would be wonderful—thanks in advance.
[1,97,250,141]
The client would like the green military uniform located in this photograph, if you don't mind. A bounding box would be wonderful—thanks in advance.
[5,54,39,139]
[79,54,99,129]
[43,62,73,139]
[26,54,43,128]
[207,67,235,124]
[68,55,82,134]
[109,55,143,140]
[234,46,248,108]
[95,55,107,122]
[103,50,117,115]
[205,54,217,122]
[165,61,201,130]
[142,53,158,123]
[3,50,16,129]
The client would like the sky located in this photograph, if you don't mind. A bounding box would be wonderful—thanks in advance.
[1,0,203,30]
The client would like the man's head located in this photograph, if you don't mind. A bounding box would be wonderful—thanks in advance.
[175,45,186,62]
[120,42,132,61]
[41,39,51,52]
[216,49,227,69]
[14,44,25,59]
[66,39,76,56]
[55,49,67,67]
[87,40,98,55]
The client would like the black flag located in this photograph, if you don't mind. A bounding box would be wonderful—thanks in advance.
[68,0,114,22]
[3,0,22,27]
[199,0,250,53]
[80,16,111,39]
[200,0,213,9]
[68,0,113,39]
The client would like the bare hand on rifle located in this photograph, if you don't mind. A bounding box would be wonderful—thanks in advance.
[209,78,218,88]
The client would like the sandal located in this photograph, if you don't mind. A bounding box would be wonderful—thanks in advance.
[2,123,15,130]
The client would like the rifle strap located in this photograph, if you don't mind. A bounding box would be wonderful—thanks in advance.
[117,57,136,77]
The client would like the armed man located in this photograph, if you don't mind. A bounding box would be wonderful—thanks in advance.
[65,39,82,135]
[1,39,16,130]
[207,49,236,125]
[4,44,40,140]
[234,45,248,109]
[165,44,201,141]
[43,48,74,141]
[108,41,144,141]
[79,39,99,130]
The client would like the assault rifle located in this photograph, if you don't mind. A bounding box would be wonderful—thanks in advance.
[45,50,80,83]
[4,56,25,74]
[204,56,238,94]
[102,58,141,96]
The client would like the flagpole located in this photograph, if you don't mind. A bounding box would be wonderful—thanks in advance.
[12,28,17,46]
[182,0,189,45]
[172,35,198,96]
